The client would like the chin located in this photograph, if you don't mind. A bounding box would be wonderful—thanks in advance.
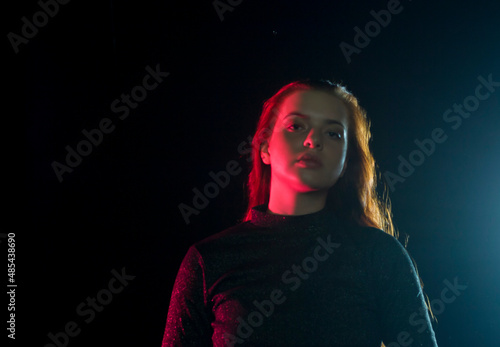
[294,180,331,192]
[296,174,334,189]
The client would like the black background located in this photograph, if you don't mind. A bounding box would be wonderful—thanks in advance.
[17,0,500,346]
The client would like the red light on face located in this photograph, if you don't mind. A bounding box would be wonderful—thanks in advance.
[297,159,323,169]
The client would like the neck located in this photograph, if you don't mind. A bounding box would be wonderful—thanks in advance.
[267,179,328,216]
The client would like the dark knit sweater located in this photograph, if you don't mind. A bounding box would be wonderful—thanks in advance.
[162,204,438,347]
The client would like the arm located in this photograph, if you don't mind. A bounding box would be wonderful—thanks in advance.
[374,234,438,347]
[162,246,213,347]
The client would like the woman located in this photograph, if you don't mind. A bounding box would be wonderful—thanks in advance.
[162,80,439,346]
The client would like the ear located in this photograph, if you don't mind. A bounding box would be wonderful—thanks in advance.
[260,141,271,165]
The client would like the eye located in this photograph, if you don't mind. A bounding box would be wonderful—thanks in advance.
[327,130,342,139]
[287,123,304,131]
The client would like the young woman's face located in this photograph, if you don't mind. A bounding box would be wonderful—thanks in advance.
[261,89,349,193]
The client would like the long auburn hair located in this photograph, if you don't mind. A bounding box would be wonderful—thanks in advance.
[241,79,435,326]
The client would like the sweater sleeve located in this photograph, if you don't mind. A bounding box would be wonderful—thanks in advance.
[161,245,213,347]
[373,233,438,347]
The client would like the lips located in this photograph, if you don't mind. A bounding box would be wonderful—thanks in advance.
[297,153,323,167]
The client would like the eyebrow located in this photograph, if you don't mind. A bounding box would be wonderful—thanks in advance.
[284,112,346,128]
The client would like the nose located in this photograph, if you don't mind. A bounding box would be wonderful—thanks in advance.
[303,129,322,149]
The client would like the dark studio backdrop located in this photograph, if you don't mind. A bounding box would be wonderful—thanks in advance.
[18,0,500,346]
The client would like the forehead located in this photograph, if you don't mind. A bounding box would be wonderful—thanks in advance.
[277,89,348,124]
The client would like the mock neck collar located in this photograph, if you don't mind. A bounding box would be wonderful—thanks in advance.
[250,203,339,229]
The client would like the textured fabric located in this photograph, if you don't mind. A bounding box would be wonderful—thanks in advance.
[162,204,438,346]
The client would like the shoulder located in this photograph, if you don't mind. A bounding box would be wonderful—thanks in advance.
[351,226,421,286]
[176,221,255,269]
[189,219,258,255]
[344,224,412,265]
[347,224,405,250]
[198,219,257,243]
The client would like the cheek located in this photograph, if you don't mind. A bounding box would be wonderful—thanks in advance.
[270,132,298,161]
[326,144,348,169]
